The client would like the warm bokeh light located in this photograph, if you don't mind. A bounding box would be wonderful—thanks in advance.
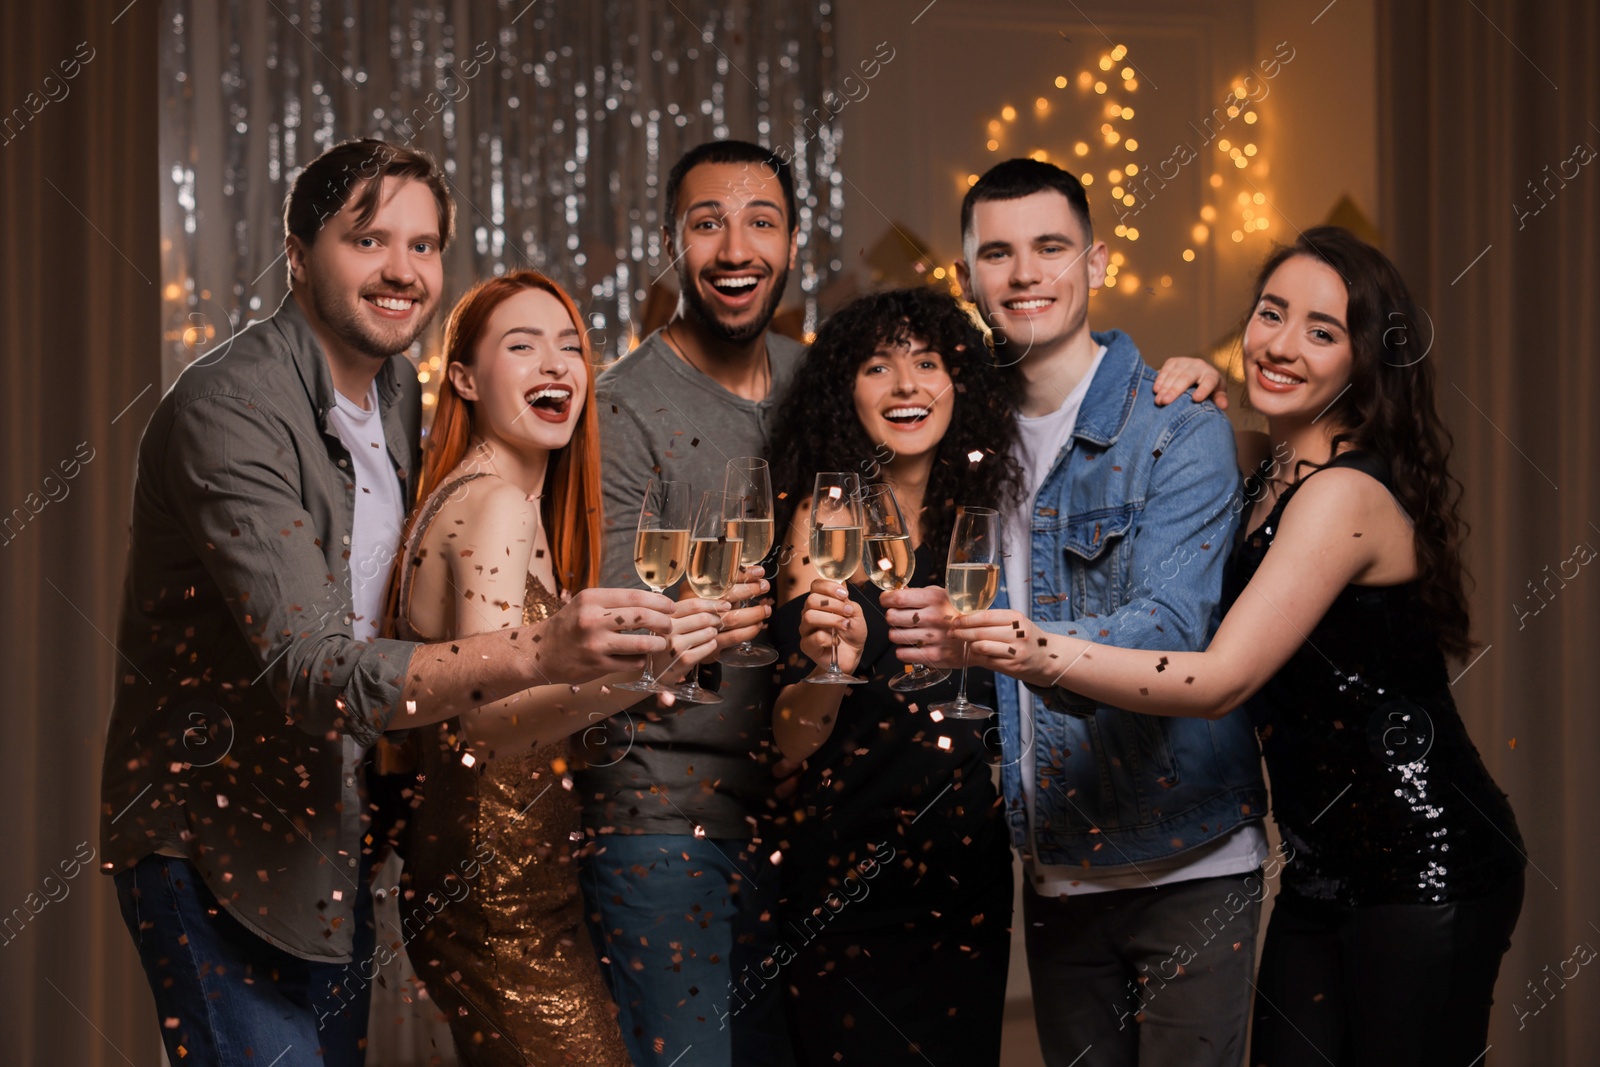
[1074,141,1089,156]
[1055,75,1069,88]
[1192,224,1210,242]
[1182,249,1196,261]
[1001,105,1017,122]
[1094,81,1107,94]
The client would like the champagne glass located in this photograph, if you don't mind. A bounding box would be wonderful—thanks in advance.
[672,490,743,705]
[860,483,951,692]
[803,472,868,685]
[930,507,1000,719]
[615,478,692,695]
[720,457,778,668]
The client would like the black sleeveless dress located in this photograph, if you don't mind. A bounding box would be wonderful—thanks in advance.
[767,541,1013,1065]
[1223,450,1524,907]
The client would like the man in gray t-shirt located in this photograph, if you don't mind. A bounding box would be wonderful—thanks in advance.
[578,140,803,1066]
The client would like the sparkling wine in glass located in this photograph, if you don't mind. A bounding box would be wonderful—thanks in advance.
[803,472,868,685]
[860,483,951,692]
[615,478,691,696]
[931,507,1000,719]
[674,490,742,705]
[721,457,778,668]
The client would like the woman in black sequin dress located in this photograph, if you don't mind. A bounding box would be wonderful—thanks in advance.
[892,228,1526,1066]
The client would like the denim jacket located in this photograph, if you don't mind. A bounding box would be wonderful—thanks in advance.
[995,330,1266,868]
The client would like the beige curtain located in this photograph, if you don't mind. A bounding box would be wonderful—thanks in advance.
[1380,1,1599,1062]
[0,1,162,1064]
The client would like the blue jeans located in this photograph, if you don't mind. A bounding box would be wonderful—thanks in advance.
[579,833,793,1066]
[114,854,375,1067]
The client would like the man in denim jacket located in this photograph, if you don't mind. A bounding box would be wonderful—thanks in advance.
[885,160,1267,1066]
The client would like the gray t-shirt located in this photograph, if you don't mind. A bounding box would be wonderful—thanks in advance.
[577,328,806,838]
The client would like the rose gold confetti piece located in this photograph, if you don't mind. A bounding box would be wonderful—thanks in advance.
[937,736,952,751]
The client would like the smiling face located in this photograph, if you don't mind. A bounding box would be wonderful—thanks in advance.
[1242,254,1356,422]
[289,176,445,359]
[957,190,1106,365]
[669,161,798,343]
[449,287,590,456]
[852,336,956,465]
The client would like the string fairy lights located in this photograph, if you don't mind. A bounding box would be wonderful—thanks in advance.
[954,42,1275,299]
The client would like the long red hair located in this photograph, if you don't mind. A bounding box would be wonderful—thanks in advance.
[382,271,603,634]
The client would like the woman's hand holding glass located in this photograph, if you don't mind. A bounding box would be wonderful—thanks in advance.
[803,472,869,685]
[796,577,866,678]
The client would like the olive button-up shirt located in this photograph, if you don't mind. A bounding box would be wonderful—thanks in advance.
[99,293,420,962]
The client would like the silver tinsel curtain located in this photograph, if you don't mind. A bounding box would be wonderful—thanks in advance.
[159,0,841,385]
[156,6,837,1060]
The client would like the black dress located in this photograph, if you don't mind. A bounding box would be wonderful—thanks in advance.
[767,541,1013,1066]
[1227,450,1526,1066]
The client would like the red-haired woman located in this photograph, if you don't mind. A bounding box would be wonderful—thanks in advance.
[386,271,736,1065]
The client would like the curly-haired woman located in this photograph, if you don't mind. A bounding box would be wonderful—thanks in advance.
[761,286,1025,1065]
[891,228,1526,1066]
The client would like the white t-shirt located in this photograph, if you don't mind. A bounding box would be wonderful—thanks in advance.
[1003,347,1266,897]
[325,382,405,644]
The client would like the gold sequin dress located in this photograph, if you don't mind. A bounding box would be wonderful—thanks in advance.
[397,473,632,1066]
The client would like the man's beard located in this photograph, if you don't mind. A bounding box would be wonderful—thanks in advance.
[677,264,789,345]
[307,271,436,360]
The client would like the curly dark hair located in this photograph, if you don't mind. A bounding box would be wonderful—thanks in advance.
[1248,226,1475,659]
[769,287,1025,579]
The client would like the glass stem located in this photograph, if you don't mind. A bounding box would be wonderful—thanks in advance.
[737,593,753,652]
[956,640,971,705]
[640,585,660,683]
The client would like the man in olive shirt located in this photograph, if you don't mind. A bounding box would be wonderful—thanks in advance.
[100,140,677,1066]
[581,140,802,1066]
